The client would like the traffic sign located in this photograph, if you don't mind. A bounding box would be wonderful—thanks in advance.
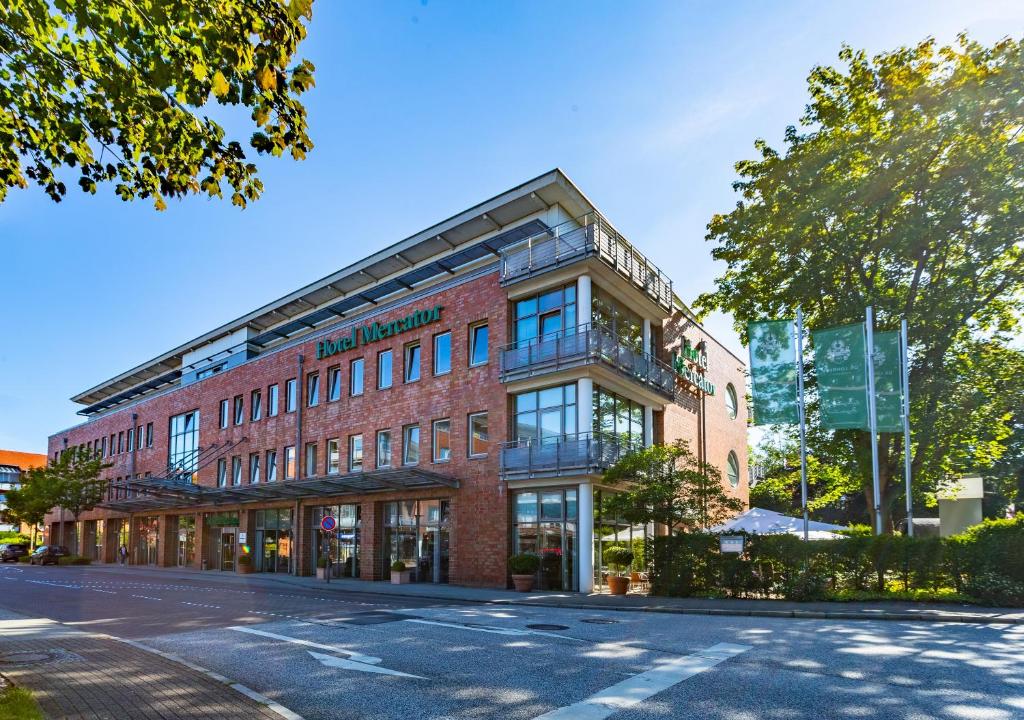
[320,516,337,532]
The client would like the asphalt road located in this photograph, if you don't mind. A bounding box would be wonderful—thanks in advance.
[1,564,1022,720]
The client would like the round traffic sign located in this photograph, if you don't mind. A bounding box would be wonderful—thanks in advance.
[320,515,337,532]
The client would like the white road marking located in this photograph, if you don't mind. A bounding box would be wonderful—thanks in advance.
[404,618,581,640]
[228,625,382,665]
[530,642,752,720]
[307,651,424,679]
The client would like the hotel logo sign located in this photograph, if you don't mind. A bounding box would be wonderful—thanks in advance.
[672,338,716,396]
[317,305,444,360]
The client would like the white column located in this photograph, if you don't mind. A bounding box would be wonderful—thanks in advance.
[578,482,594,593]
[644,405,654,447]
[577,274,592,331]
[642,318,652,356]
[577,377,593,437]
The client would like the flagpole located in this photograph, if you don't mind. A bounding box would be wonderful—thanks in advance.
[796,309,809,542]
[865,307,883,536]
[901,318,913,537]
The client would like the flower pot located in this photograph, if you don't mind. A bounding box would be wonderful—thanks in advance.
[391,570,412,585]
[316,567,326,579]
[607,575,630,595]
[511,574,536,592]
[237,563,254,574]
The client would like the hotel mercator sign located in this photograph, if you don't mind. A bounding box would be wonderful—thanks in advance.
[671,338,716,396]
[317,305,444,360]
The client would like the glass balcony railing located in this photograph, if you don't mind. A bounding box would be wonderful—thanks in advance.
[499,324,677,399]
[499,213,674,312]
[499,431,639,479]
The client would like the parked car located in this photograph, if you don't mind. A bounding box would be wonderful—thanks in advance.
[28,545,70,565]
[0,543,29,562]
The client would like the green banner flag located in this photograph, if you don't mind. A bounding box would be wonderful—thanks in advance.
[813,323,868,430]
[872,331,903,433]
[747,320,798,425]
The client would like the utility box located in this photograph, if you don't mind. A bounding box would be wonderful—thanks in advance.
[937,475,984,537]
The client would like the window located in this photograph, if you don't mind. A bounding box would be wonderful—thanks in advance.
[404,343,420,383]
[327,438,340,475]
[284,446,296,479]
[433,332,451,375]
[217,458,227,487]
[233,395,244,425]
[592,285,643,352]
[101,436,107,457]
[127,428,134,452]
[403,425,420,465]
[349,434,363,471]
[593,386,645,448]
[219,399,229,428]
[350,358,364,396]
[109,434,115,455]
[249,453,261,484]
[307,372,320,407]
[514,284,577,347]
[304,443,317,477]
[327,366,342,402]
[514,384,577,443]
[136,425,143,450]
[145,423,153,448]
[432,419,451,463]
[725,383,738,420]
[376,430,392,468]
[251,389,262,421]
[469,323,488,366]
[268,384,279,417]
[266,450,278,482]
[378,350,392,389]
[726,451,741,488]
[468,412,488,457]
[232,456,242,486]
[168,411,200,480]
[285,378,297,412]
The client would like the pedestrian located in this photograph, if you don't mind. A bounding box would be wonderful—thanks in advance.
[118,544,128,566]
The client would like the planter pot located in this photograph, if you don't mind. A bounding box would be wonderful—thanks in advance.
[607,575,630,595]
[237,563,254,574]
[511,574,536,593]
[391,570,412,585]
[316,567,327,579]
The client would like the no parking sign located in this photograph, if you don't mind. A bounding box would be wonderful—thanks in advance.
[320,516,337,533]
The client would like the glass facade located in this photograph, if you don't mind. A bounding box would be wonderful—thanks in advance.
[592,284,644,352]
[512,488,577,591]
[383,499,449,583]
[177,515,195,567]
[593,386,645,448]
[311,504,360,578]
[514,384,577,443]
[514,284,576,346]
[134,516,159,565]
[254,508,292,573]
[168,410,200,481]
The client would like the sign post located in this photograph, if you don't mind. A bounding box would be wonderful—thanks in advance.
[320,515,337,584]
[796,309,809,542]
[901,319,913,537]
[865,307,882,536]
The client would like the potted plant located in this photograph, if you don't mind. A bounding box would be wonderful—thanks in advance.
[603,546,634,595]
[237,553,254,574]
[316,556,329,579]
[509,553,540,592]
[390,560,412,584]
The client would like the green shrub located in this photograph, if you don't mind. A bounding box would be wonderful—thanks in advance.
[0,532,30,545]
[16,556,30,564]
[603,546,634,574]
[57,555,91,566]
[316,556,329,568]
[963,572,1024,607]
[508,553,540,575]
[390,560,408,572]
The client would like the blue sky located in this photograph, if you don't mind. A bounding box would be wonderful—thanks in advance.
[2,0,1022,452]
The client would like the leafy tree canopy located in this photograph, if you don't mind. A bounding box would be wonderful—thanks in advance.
[695,35,1024,529]
[1,0,315,209]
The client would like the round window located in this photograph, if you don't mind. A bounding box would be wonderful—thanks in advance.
[725,383,738,420]
[726,451,740,488]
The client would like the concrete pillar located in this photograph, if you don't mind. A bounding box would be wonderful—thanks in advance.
[577,377,594,438]
[644,405,654,447]
[642,318,652,356]
[578,483,594,593]
[577,274,592,330]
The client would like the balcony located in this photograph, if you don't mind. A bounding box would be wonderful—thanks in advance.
[499,213,674,313]
[499,432,639,480]
[500,324,677,400]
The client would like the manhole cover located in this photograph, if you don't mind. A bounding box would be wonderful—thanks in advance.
[0,649,82,666]
[526,623,568,631]
[581,618,619,625]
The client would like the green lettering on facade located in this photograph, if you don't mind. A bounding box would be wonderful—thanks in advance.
[317,305,445,360]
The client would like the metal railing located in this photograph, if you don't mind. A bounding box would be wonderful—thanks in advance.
[500,324,677,399]
[499,213,674,311]
[499,431,640,478]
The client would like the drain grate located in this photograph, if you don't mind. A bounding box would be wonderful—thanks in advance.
[580,618,619,625]
[526,623,569,631]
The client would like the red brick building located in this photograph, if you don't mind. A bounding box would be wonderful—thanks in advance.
[46,170,748,590]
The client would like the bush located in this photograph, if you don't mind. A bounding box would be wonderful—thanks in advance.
[316,556,329,568]
[508,553,540,575]
[57,555,91,566]
[0,532,30,545]
[16,555,30,564]
[963,573,1024,607]
[603,546,634,574]
[390,560,408,572]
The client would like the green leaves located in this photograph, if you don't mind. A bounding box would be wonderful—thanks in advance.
[0,0,317,208]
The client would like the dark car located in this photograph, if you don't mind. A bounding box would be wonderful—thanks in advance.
[0,543,29,562]
[28,545,69,566]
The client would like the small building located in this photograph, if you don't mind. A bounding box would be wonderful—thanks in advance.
[0,450,49,540]
[937,475,984,537]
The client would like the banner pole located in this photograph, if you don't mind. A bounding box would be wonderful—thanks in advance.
[796,309,809,542]
[901,318,913,537]
[865,307,883,535]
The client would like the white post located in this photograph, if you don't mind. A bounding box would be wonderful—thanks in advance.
[642,318,652,356]
[901,319,913,537]
[577,377,594,438]
[865,307,883,536]
[796,309,809,542]
[578,482,594,593]
[644,405,654,447]
[577,274,592,332]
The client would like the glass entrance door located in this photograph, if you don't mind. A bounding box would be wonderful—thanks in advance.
[513,488,578,591]
[220,530,235,571]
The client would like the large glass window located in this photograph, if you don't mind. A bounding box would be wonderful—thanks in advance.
[514,285,576,346]
[349,435,363,471]
[312,504,360,578]
[514,384,577,443]
[350,359,364,396]
[432,419,451,462]
[403,425,420,465]
[433,332,451,375]
[378,350,392,389]
[328,366,342,402]
[469,323,488,366]
[327,438,340,474]
[377,430,392,468]
[405,343,421,383]
[168,410,200,481]
[592,285,643,352]
[254,508,293,574]
[593,386,645,448]
[383,499,450,583]
[468,412,488,457]
[513,488,577,591]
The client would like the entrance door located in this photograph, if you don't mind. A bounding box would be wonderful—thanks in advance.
[220,530,236,571]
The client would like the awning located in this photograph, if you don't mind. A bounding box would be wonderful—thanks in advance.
[97,468,459,513]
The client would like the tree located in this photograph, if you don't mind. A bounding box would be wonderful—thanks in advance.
[695,35,1024,531]
[50,446,110,548]
[3,466,61,550]
[1,0,316,210]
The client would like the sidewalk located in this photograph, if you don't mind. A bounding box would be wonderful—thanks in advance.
[0,610,296,720]
[80,563,1024,624]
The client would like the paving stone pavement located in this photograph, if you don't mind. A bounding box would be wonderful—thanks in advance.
[0,632,285,720]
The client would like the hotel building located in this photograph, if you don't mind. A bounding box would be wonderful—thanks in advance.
[45,170,748,591]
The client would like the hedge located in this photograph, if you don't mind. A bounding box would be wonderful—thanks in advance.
[648,515,1024,606]
[57,555,92,566]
